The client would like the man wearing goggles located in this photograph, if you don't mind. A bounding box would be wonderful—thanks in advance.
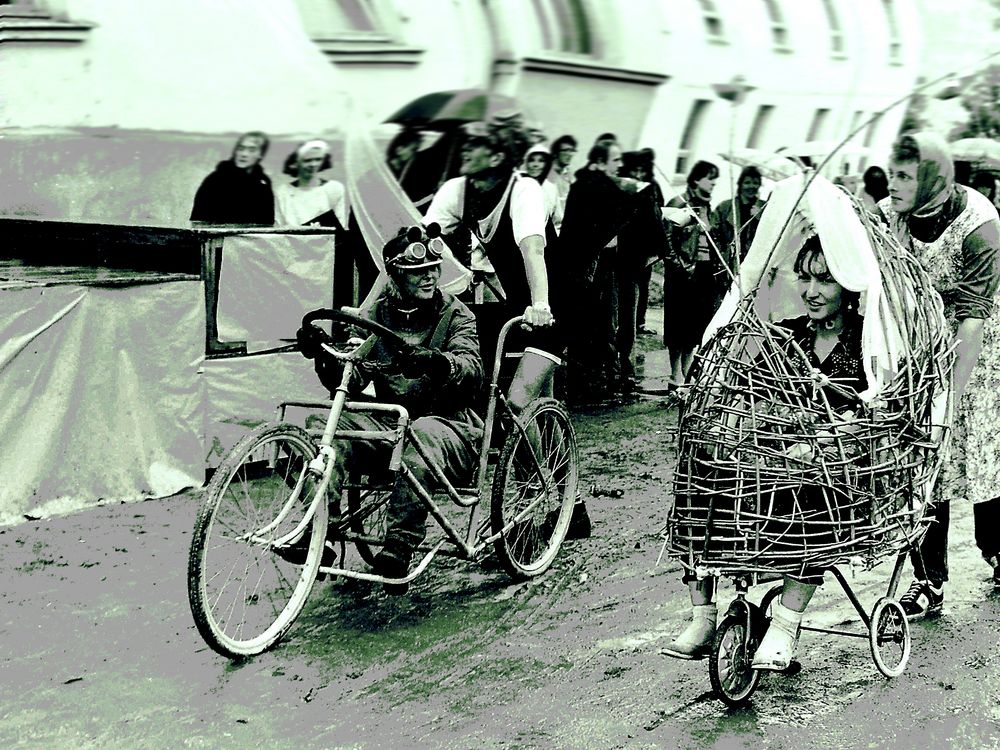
[296,223,484,594]
[384,233,447,270]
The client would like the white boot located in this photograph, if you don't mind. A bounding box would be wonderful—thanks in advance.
[661,603,717,660]
[751,602,802,671]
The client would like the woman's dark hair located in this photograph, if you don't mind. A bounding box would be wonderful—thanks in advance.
[971,170,998,201]
[232,131,270,159]
[387,127,421,158]
[620,150,641,176]
[587,142,614,166]
[596,132,618,144]
[686,160,719,189]
[550,134,578,155]
[793,235,861,314]
[738,166,762,187]
[890,135,920,165]
[283,144,333,177]
[862,165,889,202]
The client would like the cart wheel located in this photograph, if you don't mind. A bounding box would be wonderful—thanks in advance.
[188,423,328,659]
[710,613,763,707]
[869,597,911,677]
[346,484,391,566]
[491,398,579,579]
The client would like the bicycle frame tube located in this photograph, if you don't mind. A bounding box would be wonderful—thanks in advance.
[474,316,525,500]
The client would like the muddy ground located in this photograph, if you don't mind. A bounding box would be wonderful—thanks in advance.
[1,393,999,749]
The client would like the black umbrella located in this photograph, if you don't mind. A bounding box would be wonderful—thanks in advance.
[385,88,519,130]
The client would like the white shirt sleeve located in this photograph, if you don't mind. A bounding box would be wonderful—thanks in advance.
[510,176,547,247]
[424,177,465,234]
[324,180,347,228]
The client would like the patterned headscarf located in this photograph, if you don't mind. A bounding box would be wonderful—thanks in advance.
[890,132,963,244]
[906,132,955,219]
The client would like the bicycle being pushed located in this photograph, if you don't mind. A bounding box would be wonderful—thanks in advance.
[187,308,579,659]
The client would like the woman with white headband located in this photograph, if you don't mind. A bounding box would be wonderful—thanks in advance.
[274,139,348,228]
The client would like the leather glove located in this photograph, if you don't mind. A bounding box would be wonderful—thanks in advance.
[398,346,451,380]
[296,325,326,360]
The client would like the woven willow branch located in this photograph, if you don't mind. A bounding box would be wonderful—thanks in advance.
[665,202,955,579]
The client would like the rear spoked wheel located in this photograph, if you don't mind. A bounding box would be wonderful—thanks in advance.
[491,398,578,578]
[346,482,392,566]
[187,423,328,659]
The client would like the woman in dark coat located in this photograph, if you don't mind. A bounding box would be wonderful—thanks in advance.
[190,131,274,225]
[663,160,723,387]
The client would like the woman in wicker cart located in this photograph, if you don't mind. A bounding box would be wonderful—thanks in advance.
[661,171,953,690]
[663,235,865,668]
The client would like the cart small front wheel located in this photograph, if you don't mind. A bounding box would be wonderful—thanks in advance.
[869,597,911,678]
[709,613,763,707]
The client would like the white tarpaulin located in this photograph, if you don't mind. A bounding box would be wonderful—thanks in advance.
[216,234,335,350]
[202,353,332,466]
[0,281,204,525]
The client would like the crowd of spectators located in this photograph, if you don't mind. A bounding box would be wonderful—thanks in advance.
[189,122,1000,408]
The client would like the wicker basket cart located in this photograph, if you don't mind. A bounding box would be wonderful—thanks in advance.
[664,173,955,705]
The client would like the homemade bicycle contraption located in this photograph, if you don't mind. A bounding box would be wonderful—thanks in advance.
[664,174,955,705]
[187,309,579,659]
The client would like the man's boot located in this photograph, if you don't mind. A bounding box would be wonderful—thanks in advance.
[372,548,411,596]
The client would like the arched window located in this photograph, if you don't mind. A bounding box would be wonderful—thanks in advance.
[819,0,845,56]
[881,0,902,65]
[531,0,595,56]
[676,99,711,175]
[695,0,725,42]
[762,0,790,51]
[746,105,775,149]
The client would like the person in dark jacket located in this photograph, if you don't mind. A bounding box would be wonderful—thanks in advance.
[558,142,644,403]
[617,150,670,392]
[190,131,275,225]
[296,224,484,594]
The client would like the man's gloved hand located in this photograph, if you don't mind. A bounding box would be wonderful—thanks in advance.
[296,325,327,360]
[398,346,451,380]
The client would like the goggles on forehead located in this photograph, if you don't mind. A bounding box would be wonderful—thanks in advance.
[387,235,446,268]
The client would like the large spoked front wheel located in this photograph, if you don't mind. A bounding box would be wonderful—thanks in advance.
[491,398,579,579]
[710,612,763,707]
[188,423,329,659]
[869,597,911,677]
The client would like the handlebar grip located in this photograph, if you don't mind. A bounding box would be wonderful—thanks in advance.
[301,308,340,327]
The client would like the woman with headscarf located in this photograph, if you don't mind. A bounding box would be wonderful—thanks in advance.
[662,160,723,387]
[880,132,1000,615]
[274,139,348,228]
